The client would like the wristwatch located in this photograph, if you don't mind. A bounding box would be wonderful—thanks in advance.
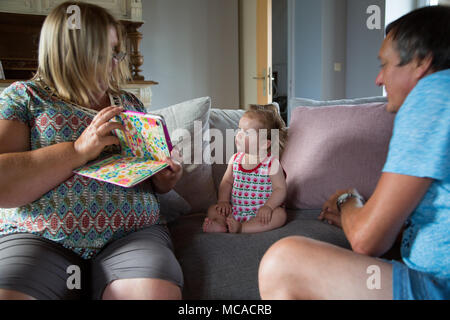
[336,192,365,212]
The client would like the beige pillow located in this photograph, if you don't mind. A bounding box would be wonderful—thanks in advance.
[208,108,244,191]
[153,97,217,213]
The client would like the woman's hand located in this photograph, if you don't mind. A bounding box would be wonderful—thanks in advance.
[318,189,350,228]
[216,201,232,217]
[152,157,183,194]
[73,106,124,164]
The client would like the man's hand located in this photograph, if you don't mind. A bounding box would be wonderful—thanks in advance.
[318,189,350,228]
[256,205,273,225]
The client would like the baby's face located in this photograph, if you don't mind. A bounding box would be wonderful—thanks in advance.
[236,116,269,156]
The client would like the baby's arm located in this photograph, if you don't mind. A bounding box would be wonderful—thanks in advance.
[265,158,287,210]
[255,158,287,225]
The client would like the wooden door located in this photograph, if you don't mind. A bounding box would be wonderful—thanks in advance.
[240,0,273,108]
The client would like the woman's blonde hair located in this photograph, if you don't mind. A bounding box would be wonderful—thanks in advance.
[33,1,130,107]
[244,104,288,158]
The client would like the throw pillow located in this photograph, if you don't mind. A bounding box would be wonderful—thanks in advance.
[282,102,395,210]
[153,97,217,213]
[208,108,244,191]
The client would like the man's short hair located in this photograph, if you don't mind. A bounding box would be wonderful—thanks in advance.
[386,5,450,71]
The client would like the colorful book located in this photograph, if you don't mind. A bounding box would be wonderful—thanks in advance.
[74,111,173,188]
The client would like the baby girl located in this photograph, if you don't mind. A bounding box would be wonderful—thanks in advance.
[203,104,288,233]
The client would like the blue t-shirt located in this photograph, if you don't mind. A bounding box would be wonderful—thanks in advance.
[383,69,450,279]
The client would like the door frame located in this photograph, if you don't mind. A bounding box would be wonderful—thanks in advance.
[239,0,273,108]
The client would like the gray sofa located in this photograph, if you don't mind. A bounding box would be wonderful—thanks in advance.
[165,107,351,300]
[156,96,397,300]
[169,210,349,300]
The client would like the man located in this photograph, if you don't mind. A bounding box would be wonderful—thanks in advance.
[258,6,449,300]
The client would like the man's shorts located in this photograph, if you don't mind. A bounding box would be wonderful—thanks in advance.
[0,225,184,300]
[389,260,449,300]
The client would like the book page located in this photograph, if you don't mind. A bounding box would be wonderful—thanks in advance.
[117,113,170,161]
[74,111,172,187]
[74,155,168,188]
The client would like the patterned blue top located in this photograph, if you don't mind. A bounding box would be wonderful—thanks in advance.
[0,81,162,259]
[383,69,450,278]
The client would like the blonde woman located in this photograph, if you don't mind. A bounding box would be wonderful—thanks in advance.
[0,2,183,300]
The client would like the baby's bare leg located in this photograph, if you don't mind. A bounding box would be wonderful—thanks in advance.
[240,207,287,233]
[203,205,228,233]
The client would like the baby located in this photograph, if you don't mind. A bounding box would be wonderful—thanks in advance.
[203,104,288,233]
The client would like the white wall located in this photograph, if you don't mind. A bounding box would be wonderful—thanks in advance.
[346,0,385,98]
[140,0,240,110]
[291,0,348,101]
[321,0,347,100]
[293,0,323,100]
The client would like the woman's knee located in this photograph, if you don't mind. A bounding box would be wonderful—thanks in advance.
[102,278,181,300]
[0,289,36,300]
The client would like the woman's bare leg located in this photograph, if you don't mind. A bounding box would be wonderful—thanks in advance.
[102,278,181,300]
[0,289,36,300]
[258,236,393,300]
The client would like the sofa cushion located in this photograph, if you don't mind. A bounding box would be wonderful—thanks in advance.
[208,108,244,192]
[288,96,388,124]
[153,97,217,214]
[168,210,350,299]
[282,102,395,210]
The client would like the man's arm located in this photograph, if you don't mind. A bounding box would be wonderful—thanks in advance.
[322,172,432,257]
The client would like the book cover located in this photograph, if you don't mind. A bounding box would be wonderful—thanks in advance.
[74,111,173,188]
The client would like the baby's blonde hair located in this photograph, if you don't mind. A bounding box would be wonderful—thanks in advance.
[244,104,288,158]
[33,1,130,107]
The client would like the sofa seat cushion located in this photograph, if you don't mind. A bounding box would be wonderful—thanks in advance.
[168,210,350,300]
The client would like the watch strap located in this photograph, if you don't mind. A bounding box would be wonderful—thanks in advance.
[336,192,365,212]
